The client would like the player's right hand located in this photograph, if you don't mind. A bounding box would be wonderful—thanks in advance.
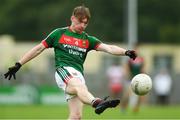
[4,62,22,80]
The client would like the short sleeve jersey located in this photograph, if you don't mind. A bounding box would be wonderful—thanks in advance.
[42,27,102,74]
[128,56,144,78]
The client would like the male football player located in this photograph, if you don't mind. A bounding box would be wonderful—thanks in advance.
[5,5,136,119]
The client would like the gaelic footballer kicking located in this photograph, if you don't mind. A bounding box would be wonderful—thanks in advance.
[4,5,137,119]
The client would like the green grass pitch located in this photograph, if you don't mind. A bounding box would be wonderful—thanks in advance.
[0,104,180,119]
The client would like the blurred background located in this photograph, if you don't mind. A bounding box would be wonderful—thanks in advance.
[0,0,180,119]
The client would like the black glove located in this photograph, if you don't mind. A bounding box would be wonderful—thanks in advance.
[4,62,22,80]
[125,50,137,60]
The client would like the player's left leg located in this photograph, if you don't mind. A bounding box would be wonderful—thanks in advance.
[109,83,123,99]
[56,66,120,115]
[68,96,83,120]
[120,84,131,112]
[94,98,120,114]
[65,77,95,105]
[132,95,144,113]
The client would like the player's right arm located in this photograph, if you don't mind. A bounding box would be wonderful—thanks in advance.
[4,28,59,80]
[4,43,46,80]
[19,43,46,65]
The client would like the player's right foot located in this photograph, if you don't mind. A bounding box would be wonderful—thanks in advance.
[95,99,120,114]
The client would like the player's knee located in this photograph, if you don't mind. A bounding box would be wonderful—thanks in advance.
[75,84,87,92]
[66,78,88,95]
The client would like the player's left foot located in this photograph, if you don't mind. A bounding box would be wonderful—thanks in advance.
[133,106,139,113]
[95,99,120,114]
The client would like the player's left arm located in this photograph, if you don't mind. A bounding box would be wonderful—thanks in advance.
[96,43,126,56]
[96,43,137,60]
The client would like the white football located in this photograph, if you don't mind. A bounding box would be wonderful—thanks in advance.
[131,73,152,96]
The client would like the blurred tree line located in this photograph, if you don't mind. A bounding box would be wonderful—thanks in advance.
[0,0,179,43]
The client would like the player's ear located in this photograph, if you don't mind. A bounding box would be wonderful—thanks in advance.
[71,16,75,22]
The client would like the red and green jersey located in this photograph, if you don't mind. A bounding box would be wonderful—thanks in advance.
[42,27,102,74]
[128,56,144,78]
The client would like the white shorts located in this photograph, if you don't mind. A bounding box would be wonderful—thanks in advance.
[55,66,85,101]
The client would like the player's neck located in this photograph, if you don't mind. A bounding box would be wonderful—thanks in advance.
[69,26,76,33]
[69,26,83,34]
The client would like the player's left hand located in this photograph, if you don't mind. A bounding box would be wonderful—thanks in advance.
[4,62,22,80]
[125,50,137,60]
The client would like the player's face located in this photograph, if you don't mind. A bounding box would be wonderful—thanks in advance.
[71,16,88,33]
